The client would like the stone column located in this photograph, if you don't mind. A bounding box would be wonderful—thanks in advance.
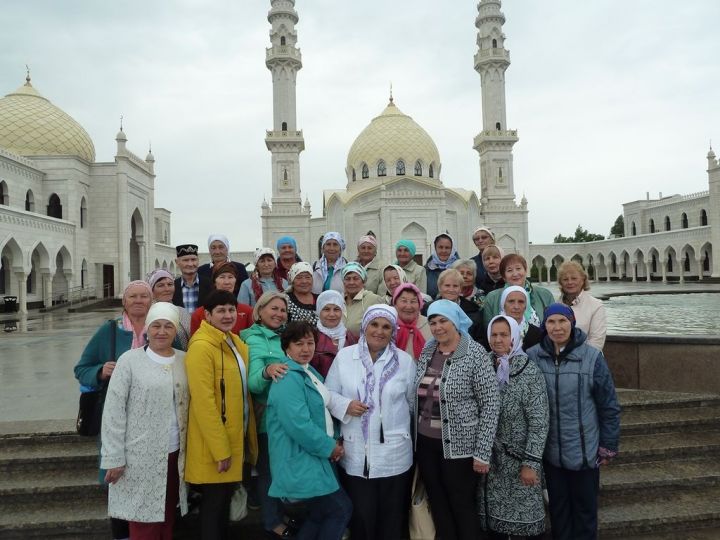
[696,258,704,281]
[631,262,637,282]
[645,262,652,282]
[41,272,53,308]
[679,263,685,284]
[591,264,598,282]
[15,272,28,314]
[661,260,667,283]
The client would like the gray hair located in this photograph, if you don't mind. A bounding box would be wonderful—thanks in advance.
[452,259,477,279]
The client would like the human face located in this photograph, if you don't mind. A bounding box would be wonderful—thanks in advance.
[259,298,288,330]
[292,272,313,295]
[503,291,527,323]
[560,270,585,296]
[357,243,376,265]
[503,262,527,286]
[439,278,462,302]
[285,334,316,365]
[152,277,175,302]
[176,254,199,277]
[457,266,474,288]
[256,255,276,277]
[472,230,494,251]
[435,237,453,261]
[205,303,237,333]
[365,317,394,353]
[489,319,512,356]
[123,285,152,319]
[214,271,237,293]
[395,290,420,323]
[545,314,573,348]
[343,273,364,297]
[429,315,460,346]
[147,320,177,353]
[319,304,343,328]
[396,246,412,266]
[323,239,341,263]
[278,243,296,262]
[483,252,502,275]
[384,269,402,293]
[209,240,229,264]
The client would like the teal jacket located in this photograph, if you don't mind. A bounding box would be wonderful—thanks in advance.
[241,323,287,433]
[74,319,133,389]
[482,281,555,332]
[266,359,339,499]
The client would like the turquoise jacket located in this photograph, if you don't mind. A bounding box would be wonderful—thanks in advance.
[241,323,287,433]
[482,281,555,332]
[266,359,339,500]
[74,319,133,389]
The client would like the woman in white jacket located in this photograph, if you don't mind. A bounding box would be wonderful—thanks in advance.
[325,304,416,540]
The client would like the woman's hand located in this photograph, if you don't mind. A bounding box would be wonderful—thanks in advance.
[330,442,345,462]
[104,466,125,484]
[473,459,489,474]
[520,465,539,486]
[264,363,289,382]
[99,361,116,381]
[217,457,232,473]
[346,400,368,417]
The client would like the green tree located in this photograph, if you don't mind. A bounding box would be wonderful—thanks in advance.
[610,214,624,237]
[553,225,605,243]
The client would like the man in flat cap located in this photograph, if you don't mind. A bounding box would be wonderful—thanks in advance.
[197,234,249,296]
[172,244,212,313]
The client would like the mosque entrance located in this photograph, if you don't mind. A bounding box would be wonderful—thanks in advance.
[103,265,114,298]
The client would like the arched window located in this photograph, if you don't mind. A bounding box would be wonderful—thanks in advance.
[492,38,498,48]
[649,219,655,233]
[396,160,405,175]
[47,193,62,219]
[361,163,369,179]
[495,122,501,130]
[280,36,286,46]
[701,209,708,226]
[414,161,422,176]
[352,168,356,182]
[631,222,637,236]
[429,163,434,178]
[281,121,287,132]
[80,197,87,229]
[664,216,670,231]
[377,160,386,177]
[25,190,35,212]
[0,181,8,205]
[681,212,688,228]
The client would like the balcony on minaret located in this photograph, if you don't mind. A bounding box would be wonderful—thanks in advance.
[474,48,510,70]
[474,129,518,149]
[266,45,302,66]
[265,129,305,152]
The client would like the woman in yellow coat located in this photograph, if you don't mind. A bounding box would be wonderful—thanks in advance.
[185,290,259,540]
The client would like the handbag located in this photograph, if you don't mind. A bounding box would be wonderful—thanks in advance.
[76,320,115,436]
[409,466,436,540]
[229,483,248,522]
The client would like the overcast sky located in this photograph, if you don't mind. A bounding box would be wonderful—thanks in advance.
[3,0,719,251]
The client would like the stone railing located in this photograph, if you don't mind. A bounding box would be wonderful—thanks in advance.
[266,45,302,62]
[0,205,76,236]
[266,130,303,138]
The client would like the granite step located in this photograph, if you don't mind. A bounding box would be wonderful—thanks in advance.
[615,429,720,464]
[617,389,720,411]
[0,498,110,539]
[620,406,720,435]
[0,436,97,474]
[607,526,720,540]
[0,467,104,507]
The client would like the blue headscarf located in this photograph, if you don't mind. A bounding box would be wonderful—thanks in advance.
[395,239,417,258]
[276,236,297,251]
[426,233,459,271]
[541,303,576,334]
[427,299,472,336]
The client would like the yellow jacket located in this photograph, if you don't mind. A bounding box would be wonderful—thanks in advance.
[185,320,258,484]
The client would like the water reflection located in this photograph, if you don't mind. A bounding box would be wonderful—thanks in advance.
[604,293,719,336]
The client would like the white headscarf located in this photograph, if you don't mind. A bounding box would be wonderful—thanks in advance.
[145,301,180,331]
[499,285,539,336]
[316,290,348,348]
[487,314,523,390]
[207,234,230,251]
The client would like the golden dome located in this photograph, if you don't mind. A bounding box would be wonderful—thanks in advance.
[346,100,440,183]
[0,77,95,162]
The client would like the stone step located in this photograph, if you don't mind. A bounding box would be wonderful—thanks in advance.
[0,467,104,507]
[0,498,109,539]
[606,526,720,540]
[598,485,720,537]
[620,406,720,435]
[617,389,720,411]
[0,437,97,474]
[616,429,720,464]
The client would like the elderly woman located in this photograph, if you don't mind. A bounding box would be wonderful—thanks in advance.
[392,283,432,361]
[74,280,154,539]
[266,321,353,539]
[312,232,348,294]
[147,269,192,351]
[185,290,258,539]
[482,285,543,352]
[483,254,554,330]
[190,262,254,336]
[342,262,385,335]
[378,239,426,295]
[558,261,607,350]
[241,292,295,539]
[379,264,407,303]
[239,248,288,307]
[470,226,496,288]
[325,305,416,540]
[285,262,318,325]
[425,233,460,299]
[478,245,505,294]
[101,302,190,539]
[424,269,484,342]
[527,304,620,540]
[414,300,499,540]
[478,315,549,539]
[311,290,358,377]
[274,236,302,282]
[452,259,485,307]
[357,234,383,294]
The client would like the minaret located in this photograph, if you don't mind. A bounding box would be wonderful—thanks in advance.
[265,0,305,211]
[473,0,519,207]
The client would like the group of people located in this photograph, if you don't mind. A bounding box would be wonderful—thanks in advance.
[74,227,619,540]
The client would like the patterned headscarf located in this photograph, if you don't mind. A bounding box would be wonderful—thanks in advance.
[487,315,523,390]
[318,232,348,283]
[316,290,348,348]
[341,261,368,283]
[426,233,460,271]
[147,269,174,291]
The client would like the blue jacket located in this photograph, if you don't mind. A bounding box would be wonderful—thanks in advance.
[527,328,620,471]
[74,319,133,389]
[266,359,339,499]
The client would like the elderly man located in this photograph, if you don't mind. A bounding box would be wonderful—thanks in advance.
[274,235,302,282]
[172,244,212,314]
[197,234,249,295]
[356,234,383,294]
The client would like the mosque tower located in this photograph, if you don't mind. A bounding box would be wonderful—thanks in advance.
[473,0,529,255]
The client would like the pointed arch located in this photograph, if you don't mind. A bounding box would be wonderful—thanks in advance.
[25,189,35,212]
[395,160,405,175]
[400,222,427,261]
[377,160,387,177]
[0,181,8,206]
[414,160,423,176]
[47,193,62,219]
[700,209,708,226]
[80,196,88,228]
[361,163,369,179]
[681,212,688,229]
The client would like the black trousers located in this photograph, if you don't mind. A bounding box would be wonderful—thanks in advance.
[110,517,129,539]
[198,482,236,540]
[416,434,478,540]
[340,467,412,540]
[544,462,599,540]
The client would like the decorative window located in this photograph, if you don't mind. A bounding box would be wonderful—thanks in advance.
[492,38,498,48]
[414,161,422,176]
[0,181,7,205]
[681,213,688,229]
[701,209,708,226]
[361,163,369,179]
[281,121,287,132]
[631,222,636,236]
[377,160,386,177]
[80,197,87,228]
[25,189,35,212]
[280,36,286,46]
[429,163,434,178]
[47,193,62,219]
[664,216,670,231]
[495,122,501,130]
[396,160,405,175]
[649,219,655,233]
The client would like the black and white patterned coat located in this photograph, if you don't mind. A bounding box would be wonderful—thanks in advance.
[413,334,500,462]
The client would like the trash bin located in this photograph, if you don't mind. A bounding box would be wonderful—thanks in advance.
[3,296,18,313]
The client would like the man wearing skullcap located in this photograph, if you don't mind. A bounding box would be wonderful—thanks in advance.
[172,244,212,314]
[197,234,249,296]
